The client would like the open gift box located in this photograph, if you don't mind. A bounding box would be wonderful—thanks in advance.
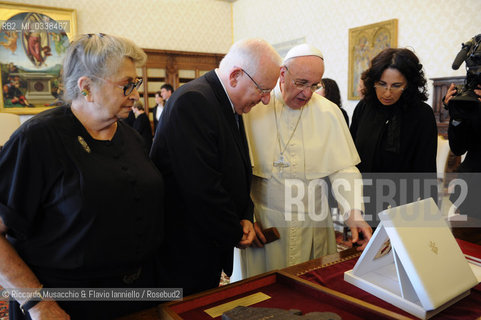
[158,270,410,320]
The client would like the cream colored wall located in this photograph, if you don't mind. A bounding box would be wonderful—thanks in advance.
[10,0,233,123]
[9,0,481,122]
[232,0,481,116]
[10,0,233,53]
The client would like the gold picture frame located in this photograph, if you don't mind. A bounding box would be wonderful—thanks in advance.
[0,1,77,114]
[348,19,398,100]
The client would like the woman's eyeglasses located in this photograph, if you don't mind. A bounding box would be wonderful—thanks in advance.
[91,76,143,96]
[374,82,405,93]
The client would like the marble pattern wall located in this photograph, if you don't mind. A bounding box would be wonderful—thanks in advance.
[233,0,481,115]
[9,0,233,53]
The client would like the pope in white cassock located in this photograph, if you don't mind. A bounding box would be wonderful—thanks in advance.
[240,44,373,278]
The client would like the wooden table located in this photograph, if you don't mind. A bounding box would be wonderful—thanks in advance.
[118,238,481,319]
[117,248,405,320]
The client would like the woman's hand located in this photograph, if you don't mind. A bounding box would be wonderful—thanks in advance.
[29,300,70,320]
[0,218,70,319]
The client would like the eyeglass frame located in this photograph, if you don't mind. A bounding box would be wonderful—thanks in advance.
[87,33,105,38]
[240,68,272,95]
[284,65,322,93]
[90,75,143,96]
[374,81,406,93]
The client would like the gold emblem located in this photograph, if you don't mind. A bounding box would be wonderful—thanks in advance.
[429,241,438,254]
[78,136,91,153]
[374,239,392,259]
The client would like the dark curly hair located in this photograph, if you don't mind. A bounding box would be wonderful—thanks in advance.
[321,78,342,108]
[361,48,428,106]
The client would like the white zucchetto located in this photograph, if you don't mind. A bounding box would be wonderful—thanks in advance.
[283,43,324,64]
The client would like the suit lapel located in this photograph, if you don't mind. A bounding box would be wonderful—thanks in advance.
[204,71,251,172]
[237,115,250,167]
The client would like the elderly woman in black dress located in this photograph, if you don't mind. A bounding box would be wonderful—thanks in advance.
[0,33,164,319]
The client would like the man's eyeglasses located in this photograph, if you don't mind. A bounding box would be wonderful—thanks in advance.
[241,68,271,95]
[374,82,405,93]
[284,66,322,92]
[91,76,143,96]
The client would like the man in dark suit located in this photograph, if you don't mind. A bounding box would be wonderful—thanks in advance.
[150,38,281,295]
[444,83,481,241]
[152,85,174,132]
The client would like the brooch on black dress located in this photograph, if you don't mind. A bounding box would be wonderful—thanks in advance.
[77,136,91,153]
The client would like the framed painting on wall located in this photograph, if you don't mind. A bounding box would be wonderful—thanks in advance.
[0,1,77,114]
[348,19,397,100]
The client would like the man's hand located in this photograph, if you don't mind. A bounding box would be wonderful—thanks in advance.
[345,209,372,251]
[236,220,255,249]
[250,222,268,248]
[443,83,458,106]
[475,84,481,102]
[445,84,481,106]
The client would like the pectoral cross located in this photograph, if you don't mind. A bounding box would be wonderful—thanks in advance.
[273,154,290,168]
[429,241,438,255]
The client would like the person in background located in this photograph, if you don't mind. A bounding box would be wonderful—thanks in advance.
[350,48,438,223]
[151,91,164,132]
[122,109,135,127]
[316,78,349,125]
[315,78,350,238]
[240,44,372,278]
[444,83,481,242]
[0,33,164,320]
[160,83,173,108]
[132,100,153,152]
[150,38,281,295]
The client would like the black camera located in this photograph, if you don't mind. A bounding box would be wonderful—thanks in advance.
[448,34,481,119]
